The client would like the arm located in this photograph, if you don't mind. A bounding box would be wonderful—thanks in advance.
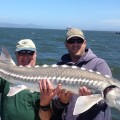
[93,59,112,77]
[39,109,52,120]
[57,89,72,104]
[0,78,6,93]
[78,59,112,120]
[39,79,61,120]
[79,59,112,96]
[52,89,72,120]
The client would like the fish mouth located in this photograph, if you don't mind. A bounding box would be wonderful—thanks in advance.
[116,98,120,104]
[115,98,120,110]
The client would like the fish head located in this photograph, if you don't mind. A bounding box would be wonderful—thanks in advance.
[105,87,120,111]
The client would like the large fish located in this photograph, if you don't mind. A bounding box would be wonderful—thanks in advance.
[0,47,120,115]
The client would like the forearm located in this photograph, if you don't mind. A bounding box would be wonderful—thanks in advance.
[39,109,52,120]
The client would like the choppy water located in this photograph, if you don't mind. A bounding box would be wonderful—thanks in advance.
[0,27,120,119]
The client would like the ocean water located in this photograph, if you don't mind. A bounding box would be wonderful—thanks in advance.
[0,27,120,119]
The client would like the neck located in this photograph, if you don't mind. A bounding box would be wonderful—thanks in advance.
[71,55,81,63]
[70,51,86,63]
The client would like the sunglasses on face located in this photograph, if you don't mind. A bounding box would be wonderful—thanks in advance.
[66,38,84,44]
[17,50,35,56]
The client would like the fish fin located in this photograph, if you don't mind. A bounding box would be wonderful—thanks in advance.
[0,47,16,65]
[30,90,35,93]
[7,85,27,96]
[73,94,103,115]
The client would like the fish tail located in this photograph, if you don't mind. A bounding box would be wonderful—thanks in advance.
[0,47,16,65]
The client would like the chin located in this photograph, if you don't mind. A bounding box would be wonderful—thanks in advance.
[74,52,81,56]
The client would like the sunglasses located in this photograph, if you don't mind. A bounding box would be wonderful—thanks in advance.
[66,38,84,44]
[17,50,35,56]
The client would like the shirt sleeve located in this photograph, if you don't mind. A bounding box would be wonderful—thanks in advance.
[0,78,6,93]
[51,98,69,120]
[93,59,112,77]
[77,58,112,120]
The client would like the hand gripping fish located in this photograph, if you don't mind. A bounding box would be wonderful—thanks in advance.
[0,47,120,115]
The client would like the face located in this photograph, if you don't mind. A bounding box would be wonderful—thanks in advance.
[65,37,86,59]
[15,50,36,66]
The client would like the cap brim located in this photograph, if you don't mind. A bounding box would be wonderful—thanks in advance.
[16,48,36,52]
[67,35,84,40]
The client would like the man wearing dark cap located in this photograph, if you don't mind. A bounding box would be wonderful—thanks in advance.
[56,28,112,120]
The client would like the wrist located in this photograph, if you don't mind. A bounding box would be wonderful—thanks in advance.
[59,99,69,106]
[40,104,51,111]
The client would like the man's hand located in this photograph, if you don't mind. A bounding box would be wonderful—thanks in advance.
[57,89,72,104]
[79,86,92,96]
[39,79,61,106]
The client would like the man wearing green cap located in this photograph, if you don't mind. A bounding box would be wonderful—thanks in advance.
[56,28,112,120]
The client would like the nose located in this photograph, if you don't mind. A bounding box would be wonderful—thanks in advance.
[22,55,29,59]
[72,42,80,46]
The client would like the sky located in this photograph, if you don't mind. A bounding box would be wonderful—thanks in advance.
[0,0,120,31]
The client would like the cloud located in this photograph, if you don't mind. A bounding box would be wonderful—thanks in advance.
[102,19,120,26]
[0,16,8,19]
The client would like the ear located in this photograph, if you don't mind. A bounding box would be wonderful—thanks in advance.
[83,40,86,44]
[34,51,37,57]
[83,40,87,48]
